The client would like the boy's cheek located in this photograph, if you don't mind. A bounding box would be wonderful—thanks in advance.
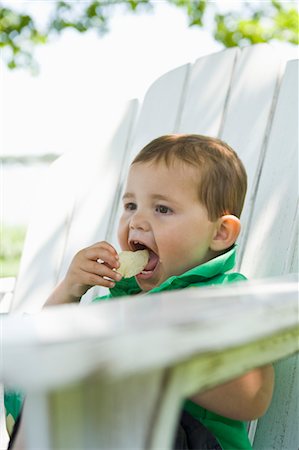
[117,219,125,241]
[117,226,129,251]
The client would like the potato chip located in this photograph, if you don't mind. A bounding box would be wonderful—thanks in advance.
[118,250,149,278]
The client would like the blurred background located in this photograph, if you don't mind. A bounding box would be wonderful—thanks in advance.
[1,0,298,278]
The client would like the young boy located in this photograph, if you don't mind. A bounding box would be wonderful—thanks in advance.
[6,134,274,450]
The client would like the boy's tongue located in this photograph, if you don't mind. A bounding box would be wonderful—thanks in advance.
[143,250,159,271]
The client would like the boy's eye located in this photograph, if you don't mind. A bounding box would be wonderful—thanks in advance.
[124,202,136,211]
[156,205,172,214]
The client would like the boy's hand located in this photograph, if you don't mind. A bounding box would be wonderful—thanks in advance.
[62,241,122,302]
[65,241,122,298]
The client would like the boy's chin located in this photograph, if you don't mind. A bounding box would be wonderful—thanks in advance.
[135,273,161,292]
[135,277,155,292]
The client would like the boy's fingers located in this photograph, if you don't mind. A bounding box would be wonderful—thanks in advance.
[84,261,122,282]
[91,241,119,258]
[86,247,119,269]
[82,272,116,289]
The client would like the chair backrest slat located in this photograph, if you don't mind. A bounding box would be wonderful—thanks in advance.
[58,101,139,282]
[108,64,190,251]
[128,63,190,159]
[11,156,78,312]
[178,48,239,136]
[240,59,298,278]
[219,45,283,259]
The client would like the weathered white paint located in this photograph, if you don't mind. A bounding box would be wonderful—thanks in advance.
[220,45,283,258]
[50,370,164,450]
[237,59,299,450]
[128,63,190,159]
[240,60,299,278]
[253,353,299,450]
[0,278,15,313]
[177,48,239,135]
[23,393,52,450]
[109,63,190,251]
[57,100,139,304]
[0,384,9,449]
[1,278,298,449]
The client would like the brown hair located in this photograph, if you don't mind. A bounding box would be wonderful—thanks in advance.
[132,134,247,221]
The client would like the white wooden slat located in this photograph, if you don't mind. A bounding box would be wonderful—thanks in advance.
[108,63,190,251]
[253,354,299,450]
[0,384,9,450]
[240,60,298,278]
[128,63,190,161]
[49,370,164,450]
[0,277,15,313]
[289,216,298,273]
[178,48,239,136]
[219,45,282,258]
[56,101,138,304]
[23,394,52,450]
[11,155,77,313]
[11,100,138,312]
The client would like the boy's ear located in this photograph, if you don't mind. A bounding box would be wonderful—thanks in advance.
[210,215,241,252]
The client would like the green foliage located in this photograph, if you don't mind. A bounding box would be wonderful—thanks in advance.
[170,0,207,26]
[0,6,47,71]
[0,0,298,71]
[0,0,151,71]
[0,225,26,277]
[213,1,299,48]
[1,153,59,165]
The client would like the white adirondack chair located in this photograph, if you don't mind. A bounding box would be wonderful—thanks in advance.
[1,44,298,450]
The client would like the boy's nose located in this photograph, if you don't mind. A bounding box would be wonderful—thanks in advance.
[129,211,150,231]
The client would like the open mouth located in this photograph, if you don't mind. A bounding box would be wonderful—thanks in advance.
[130,240,160,279]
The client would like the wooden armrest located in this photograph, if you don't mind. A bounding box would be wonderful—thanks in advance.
[0,277,16,313]
[1,275,298,449]
[2,274,298,387]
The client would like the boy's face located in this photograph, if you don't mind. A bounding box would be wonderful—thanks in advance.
[118,160,217,291]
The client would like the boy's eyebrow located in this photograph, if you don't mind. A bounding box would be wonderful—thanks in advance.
[122,192,135,200]
[151,194,173,202]
[122,193,175,202]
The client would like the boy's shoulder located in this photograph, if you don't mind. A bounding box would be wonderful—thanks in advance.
[159,245,246,290]
[191,271,247,289]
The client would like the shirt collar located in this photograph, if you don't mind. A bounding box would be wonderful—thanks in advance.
[110,245,237,298]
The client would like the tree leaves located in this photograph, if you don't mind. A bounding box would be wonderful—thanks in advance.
[0,0,297,71]
[0,7,47,71]
[213,2,299,48]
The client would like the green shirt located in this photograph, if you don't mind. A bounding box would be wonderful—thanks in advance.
[94,245,252,450]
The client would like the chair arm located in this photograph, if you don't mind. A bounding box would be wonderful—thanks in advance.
[0,277,16,313]
[1,275,298,450]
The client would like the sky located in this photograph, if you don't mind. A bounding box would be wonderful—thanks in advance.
[0,1,224,157]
